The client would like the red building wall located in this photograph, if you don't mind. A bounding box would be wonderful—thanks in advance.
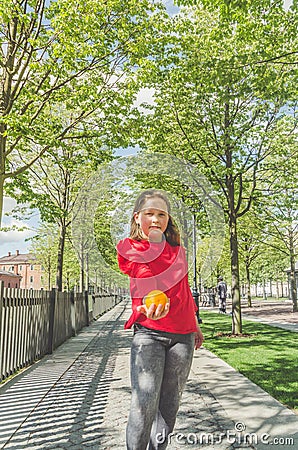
[0,251,45,290]
[0,271,21,288]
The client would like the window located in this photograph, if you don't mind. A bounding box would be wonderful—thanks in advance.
[30,276,33,283]
[2,266,5,271]
[8,282,10,288]
[30,265,34,270]
[19,265,23,271]
[9,266,14,272]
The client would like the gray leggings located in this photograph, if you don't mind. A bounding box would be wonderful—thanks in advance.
[127,325,195,450]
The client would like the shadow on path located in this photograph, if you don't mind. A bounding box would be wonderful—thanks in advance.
[0,303,131,450]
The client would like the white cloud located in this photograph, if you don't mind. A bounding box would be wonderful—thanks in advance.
[2,197,17,216]
[0,220,33,242]
[283,0,293,10]
[163,0,293,13]
[133,87,156,114]
[0,197,38,256]
[162,0,180,15]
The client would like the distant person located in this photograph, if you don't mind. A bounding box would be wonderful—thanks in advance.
[217,276,227,313]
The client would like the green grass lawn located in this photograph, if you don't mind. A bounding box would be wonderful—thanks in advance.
[199,311,298,411]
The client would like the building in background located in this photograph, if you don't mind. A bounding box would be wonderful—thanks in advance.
[0,250,45,290]
[0,270,22,288]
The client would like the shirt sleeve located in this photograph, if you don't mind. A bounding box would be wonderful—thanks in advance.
[117,252,155,279]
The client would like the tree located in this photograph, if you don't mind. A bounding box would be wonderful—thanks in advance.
[29,223,58,290]
[133,1,297,332]
[29,222,81,290]
[253,117,298,311]
[7,133,114,290]
[250,242,288,299]
[237,210,267,306]
[0,0,161,225]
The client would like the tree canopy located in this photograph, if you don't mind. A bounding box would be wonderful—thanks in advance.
[0,0,162,224]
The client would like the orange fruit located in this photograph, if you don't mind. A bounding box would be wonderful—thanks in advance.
[143,290,169,311]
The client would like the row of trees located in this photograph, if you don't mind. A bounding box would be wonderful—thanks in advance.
[1,0,165,289]
[1,0,297,333]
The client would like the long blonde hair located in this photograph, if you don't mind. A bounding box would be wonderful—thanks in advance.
[130,189,180,246]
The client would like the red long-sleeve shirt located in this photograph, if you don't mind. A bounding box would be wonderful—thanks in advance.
[116,237,198,333]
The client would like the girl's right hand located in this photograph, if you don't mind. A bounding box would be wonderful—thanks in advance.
[137,302,170,320]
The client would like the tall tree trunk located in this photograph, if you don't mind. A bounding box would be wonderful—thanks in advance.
[289,259,297,311]
[289,258,297,311]
[66,271,70,291]
[244,243,252,307]
[224,101,242,334]
[269,279,272,298]
[182,203,189,258]
[262,279,267,300]
[0,174,4,228]
[289,229,297,311]
[47,253,52,290]
[276,280,279,299]
[245,261,252,307]
[56,223,66,291]
[56,169,71,292]
[280,280,284,298]
[229,212,242,333]
[0,124,7,226]
[0,18,16,226]
[85,253,89,293]
[80,236,85,292]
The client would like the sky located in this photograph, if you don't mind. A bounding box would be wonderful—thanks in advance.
[163,0,293,12]
[0,0,294,257]
[0,197,38,256]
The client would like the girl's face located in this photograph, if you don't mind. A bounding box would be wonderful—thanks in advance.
[134,197,169,240]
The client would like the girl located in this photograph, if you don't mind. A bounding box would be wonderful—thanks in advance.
[116,189,204,450]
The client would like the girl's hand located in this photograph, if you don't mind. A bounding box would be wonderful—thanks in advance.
[194,326,204,350]
[137,301,170,320]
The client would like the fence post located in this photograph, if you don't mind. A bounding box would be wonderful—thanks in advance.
[48,288,56,354]
[84,290,89,327]
[70,290,76,336]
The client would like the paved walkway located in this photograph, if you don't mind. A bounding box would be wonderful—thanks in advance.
[241,301,298,333]
[202,300,298,333]
[0,300,297,450]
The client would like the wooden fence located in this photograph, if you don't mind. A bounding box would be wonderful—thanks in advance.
[0,283,123,382]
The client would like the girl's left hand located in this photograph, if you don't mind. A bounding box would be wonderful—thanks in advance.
[137,302,170,320]
[194,327,204,349]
